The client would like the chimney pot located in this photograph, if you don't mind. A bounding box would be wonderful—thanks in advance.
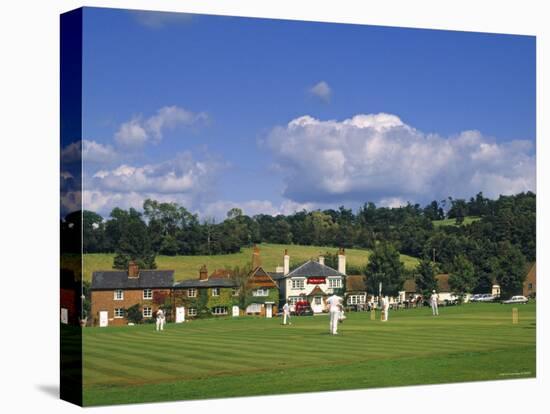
[128,261,139,278]
[199,265,208,281]
[283,249,290,276]
[319,256,325,266]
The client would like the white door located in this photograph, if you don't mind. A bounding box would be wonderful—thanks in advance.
[232,305,240,317]
[60,308,68,324]
[266,304,272,318]
[99,311,108,327]
[175,306,185,323]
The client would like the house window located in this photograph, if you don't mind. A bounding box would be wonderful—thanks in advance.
[143,289,153,300]
[188,288,197,298]
[288,297,299,305]
[114,308,125,318]
[348,295,366,305]
[143,307,152,318]
[528,283,533,290]
[314,296,322,305]
[114,289,124,300]
[188,307,197,317]
[291,279,305,289]
[232,287,240,296]
[246,303,262,313]
[328,278,342,288]
[211,288,220,296]
[212,306,227,315]
[253,288,269,297]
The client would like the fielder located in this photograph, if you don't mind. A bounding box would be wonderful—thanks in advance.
[156,309,166,331]
[430,290,439,316]
[282,302,292,325]
[326,294,343,335]
[381,296,390,322]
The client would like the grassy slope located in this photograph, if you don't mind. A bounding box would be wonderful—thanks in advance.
[83,243,420,282]
[82,303,535,406]
[432,216,481,227]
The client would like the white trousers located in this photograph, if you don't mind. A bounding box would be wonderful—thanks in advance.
[329,310,339,334]
[283,312,291,325]
[156,318,165,331]
[431,301,439,316]
[383,306,389,321]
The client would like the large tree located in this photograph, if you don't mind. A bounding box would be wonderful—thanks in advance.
[113,208,157,270]
[490,241,527,298]
[414,259,438,297]
[363,243,405,297]
[449,255,476,300]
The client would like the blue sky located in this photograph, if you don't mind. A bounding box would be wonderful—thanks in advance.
[78,7,536,220]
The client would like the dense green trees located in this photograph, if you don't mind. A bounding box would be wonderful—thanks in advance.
[414,259,437,297]
[362,243,405,297]
[66,192,535,292]
[449,255,477,300]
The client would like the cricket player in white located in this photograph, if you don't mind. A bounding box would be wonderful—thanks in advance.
[156,309,166,331]
[327,294,343,335]
[282,302,291,325]
[430,290,439,316]
[381,296,390,322]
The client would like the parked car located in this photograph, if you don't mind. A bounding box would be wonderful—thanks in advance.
[470,294,483,302]
[477,293,496,302]
[501,295,528,304]
[293,300,313,316]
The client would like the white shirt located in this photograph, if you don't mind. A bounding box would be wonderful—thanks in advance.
[430,293,439,303]
[283,303,290,314]
[156,310,165,320]
[326,295,342,312]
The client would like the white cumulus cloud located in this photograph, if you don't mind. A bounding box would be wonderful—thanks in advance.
[265,113,535,205]
[309,81,332,102]
[85,152,224,216]
[114,106,208,149]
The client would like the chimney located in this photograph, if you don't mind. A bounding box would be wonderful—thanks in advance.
[319,255,325,266]
[252,244,261,269]
[275,265,284,273]
[283,249,290,275]
[338,248,346,275]
[199,264,208,281]
[128,261,139,278]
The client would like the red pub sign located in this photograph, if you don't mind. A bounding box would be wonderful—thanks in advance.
[307,277,326,284]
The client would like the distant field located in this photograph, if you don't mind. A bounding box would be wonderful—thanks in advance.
[433,216,481,227]
[83,243,420,282]
[81,303,536,406]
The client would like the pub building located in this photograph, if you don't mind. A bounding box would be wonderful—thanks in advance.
[273,249,347,313]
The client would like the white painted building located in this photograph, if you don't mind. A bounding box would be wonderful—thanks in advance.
[276,249,347,314]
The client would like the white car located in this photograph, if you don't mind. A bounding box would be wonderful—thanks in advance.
[501,295,528,304]
[477,293,496,302]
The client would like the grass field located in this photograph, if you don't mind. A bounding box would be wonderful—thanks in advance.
[83,243,420,282]
[82,303,536,406]
[432,216,481,227]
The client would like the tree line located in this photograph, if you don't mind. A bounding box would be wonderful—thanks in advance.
[61,191,535,298]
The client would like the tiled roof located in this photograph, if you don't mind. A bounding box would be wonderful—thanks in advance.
[91,270,174,290]
[307,285,327,296]
[287,260,345,278]
[268,272,285,280]
[174,277,237,288]
[346,275,366,292]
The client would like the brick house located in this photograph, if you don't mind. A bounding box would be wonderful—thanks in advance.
[90,261,174,327]
[244,266,279,317]
[172,265,240,318]
[523,262,536,298]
